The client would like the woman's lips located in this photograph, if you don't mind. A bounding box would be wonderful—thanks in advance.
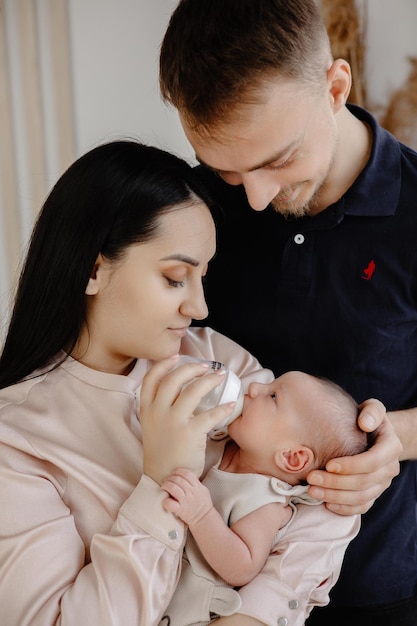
[169,326,188,338]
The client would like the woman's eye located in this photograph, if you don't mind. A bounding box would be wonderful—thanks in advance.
[165,277,185,288]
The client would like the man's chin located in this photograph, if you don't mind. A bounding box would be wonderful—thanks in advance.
[271,184,322,218]
[271,199,310,218]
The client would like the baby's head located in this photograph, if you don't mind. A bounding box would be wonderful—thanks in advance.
[229,371,372,484]
[302,375,370,470]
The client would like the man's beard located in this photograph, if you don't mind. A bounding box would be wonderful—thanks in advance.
[270,178,327,219]
[270,147,336,218]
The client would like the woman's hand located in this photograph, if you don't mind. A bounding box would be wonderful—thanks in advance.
[307,398,402,515]
[140,356,236,485]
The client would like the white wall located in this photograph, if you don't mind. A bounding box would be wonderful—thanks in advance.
[68,0,417,161]
[67,0,194,162]
[364,0,417,109]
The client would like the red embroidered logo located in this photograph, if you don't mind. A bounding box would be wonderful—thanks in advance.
[362,259,376,281]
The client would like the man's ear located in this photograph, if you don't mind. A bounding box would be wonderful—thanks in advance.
[326,58,352,112]
[275,446,315,474]
[85,254,104,295]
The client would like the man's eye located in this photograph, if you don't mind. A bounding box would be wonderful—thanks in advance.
[268,159,292,170]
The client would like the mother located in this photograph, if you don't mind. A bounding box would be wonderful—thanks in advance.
[0,140,356,625]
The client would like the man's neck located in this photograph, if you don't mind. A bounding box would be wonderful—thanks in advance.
[315,106,372,213]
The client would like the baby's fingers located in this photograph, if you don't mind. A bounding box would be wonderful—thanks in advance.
[162,495,181,515]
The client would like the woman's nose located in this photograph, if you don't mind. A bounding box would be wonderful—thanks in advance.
[180,284,209,321]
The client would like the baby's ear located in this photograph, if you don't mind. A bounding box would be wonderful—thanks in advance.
[275,446,314,474]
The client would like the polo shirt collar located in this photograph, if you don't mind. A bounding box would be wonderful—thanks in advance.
[341,104,401,218]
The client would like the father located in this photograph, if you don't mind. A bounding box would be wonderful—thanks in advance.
[160,1,415,625]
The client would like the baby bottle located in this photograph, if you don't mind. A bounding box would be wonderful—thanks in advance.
[177,356,244,438]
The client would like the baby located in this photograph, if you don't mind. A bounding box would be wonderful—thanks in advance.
[160,371,372,625]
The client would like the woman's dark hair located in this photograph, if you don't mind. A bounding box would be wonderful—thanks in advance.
[0,140,217,389]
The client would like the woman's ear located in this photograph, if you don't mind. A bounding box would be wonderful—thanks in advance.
[326,58,352,111]
[275,446,315,474]
[85,254,104,295]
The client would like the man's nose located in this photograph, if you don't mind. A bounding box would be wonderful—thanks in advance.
[241,171,281,212]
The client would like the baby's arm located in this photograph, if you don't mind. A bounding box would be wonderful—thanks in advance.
[162,467,291,587]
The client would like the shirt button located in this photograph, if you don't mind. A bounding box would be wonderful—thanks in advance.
[277,618,288,626]
[294,233,305,244]
[168,530,178,540]
[289,599,299,610]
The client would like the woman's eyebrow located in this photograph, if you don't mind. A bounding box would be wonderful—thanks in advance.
[160,254,199,267]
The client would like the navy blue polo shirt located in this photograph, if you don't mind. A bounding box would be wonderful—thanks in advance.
[195,105,417,606]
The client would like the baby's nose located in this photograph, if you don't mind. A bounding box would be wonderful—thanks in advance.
[247,381,266,398]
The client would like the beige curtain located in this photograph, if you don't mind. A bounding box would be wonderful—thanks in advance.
[0,0,75,337]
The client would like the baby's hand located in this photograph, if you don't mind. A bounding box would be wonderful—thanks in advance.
[162,468,213,526]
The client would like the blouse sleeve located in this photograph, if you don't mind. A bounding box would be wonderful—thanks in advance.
[0,426,185,626]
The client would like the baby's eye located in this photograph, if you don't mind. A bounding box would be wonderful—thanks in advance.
[270,393,276,400]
